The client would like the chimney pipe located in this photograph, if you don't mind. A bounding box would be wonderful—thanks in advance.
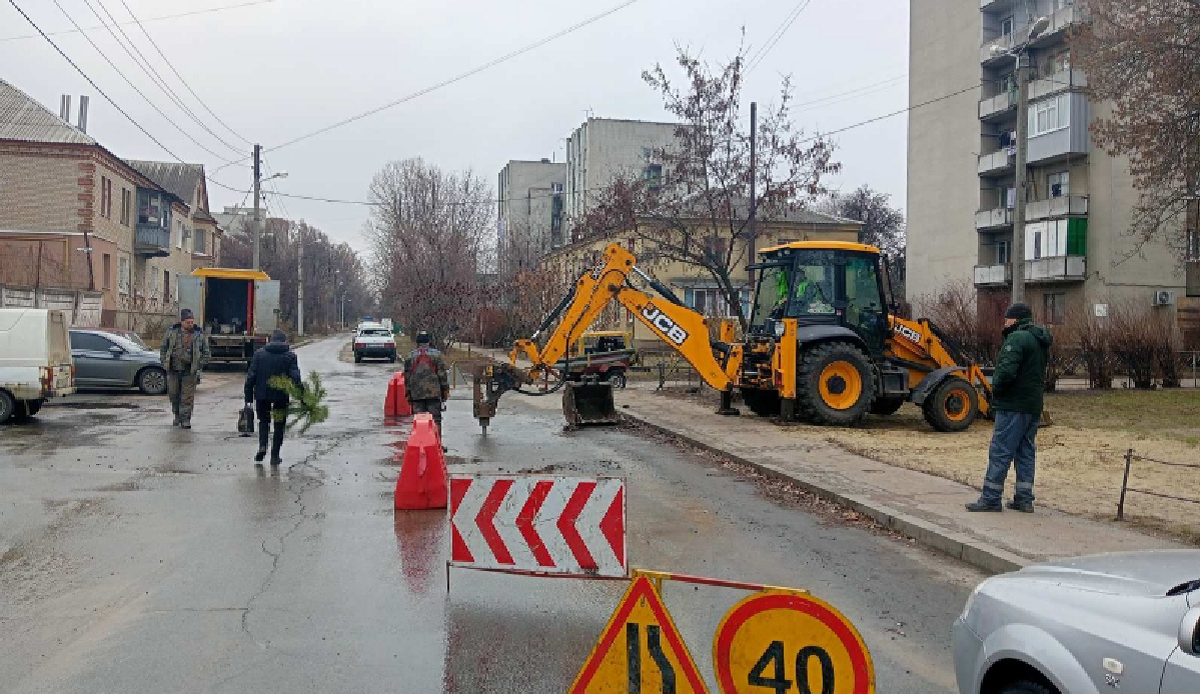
[77,95,89,133]
[60,95,71,122]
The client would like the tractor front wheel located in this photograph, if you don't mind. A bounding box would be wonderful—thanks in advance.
[796,342,875,426]
[921,377,979,432]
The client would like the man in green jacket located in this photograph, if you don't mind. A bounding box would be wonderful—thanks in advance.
[967,302,1053,513]
[159,308,211,429]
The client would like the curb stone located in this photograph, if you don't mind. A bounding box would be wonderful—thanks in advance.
[622,411,1029,575]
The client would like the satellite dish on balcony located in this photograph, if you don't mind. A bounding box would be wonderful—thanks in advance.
[1028,16,1051,40]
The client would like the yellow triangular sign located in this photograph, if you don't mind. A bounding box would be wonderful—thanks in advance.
[569,575,709,693]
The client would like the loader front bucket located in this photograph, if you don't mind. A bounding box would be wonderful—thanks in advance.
[562,381,619,428]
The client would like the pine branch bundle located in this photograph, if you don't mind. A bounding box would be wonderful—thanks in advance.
[267,372,330,434]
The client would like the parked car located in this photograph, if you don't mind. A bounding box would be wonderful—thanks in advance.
[94,327,150,350]
[555,330,636,388]
[954,550,1200,694]
[0,308,76,423]
[69,329,168,395]
[353,323,397,363]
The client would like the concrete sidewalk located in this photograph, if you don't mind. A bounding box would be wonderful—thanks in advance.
[465,344,1187,573]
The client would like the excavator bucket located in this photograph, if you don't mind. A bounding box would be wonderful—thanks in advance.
[562,381,619,428]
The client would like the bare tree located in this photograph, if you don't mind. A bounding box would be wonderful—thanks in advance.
[575,42,839,331]
[366,158,493,348]
[821,184,907,295]
[1071,0,1200,259]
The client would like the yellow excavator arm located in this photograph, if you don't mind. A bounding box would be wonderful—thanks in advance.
[512,243,735,390]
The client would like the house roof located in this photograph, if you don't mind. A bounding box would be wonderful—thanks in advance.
[125,160,204,206]
[0,78,96,145]
[654,195,862,227]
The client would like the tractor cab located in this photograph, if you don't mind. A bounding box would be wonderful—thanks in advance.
[748,241,892,357]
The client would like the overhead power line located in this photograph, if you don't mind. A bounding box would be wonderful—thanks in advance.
[116,0,254,146]
[46,0,237,163]
[80,0,245,156]
[259,0,640,157]
[1,0,277,42]
[747,0,812,73]
[220,81,983,209]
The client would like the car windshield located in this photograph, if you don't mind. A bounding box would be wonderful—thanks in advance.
[361,329,389,336]
[105,334,142,352]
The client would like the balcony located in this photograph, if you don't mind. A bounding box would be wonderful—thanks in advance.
[980,0,1017,11]
[134,225,171,257]
[978,149,1015,176]
[1029,69,1086,101]
[1026,195,1088,222]
[979,90,1016,121]
[1025,255,1086,283]
[1032,5,1083,46]
[981,32,1020,66]
[975,264,1012,287]
[976,207,1014,230]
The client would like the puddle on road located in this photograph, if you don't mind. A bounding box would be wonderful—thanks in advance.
[394,512,445,595]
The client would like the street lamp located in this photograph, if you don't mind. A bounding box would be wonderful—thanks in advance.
[991,15,1050,303]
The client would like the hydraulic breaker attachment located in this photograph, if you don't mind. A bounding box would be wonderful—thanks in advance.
[472,362,529,434]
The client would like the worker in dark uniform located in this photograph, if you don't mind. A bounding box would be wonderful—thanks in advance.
[244,329,302,466]
[404,331,449,440]
[160,308,210,428]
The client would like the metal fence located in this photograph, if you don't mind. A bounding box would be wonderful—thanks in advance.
[1117,448,1200,520]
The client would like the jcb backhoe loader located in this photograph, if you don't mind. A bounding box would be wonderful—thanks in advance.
[473,241,993,432]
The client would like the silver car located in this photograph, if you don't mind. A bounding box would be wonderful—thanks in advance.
[69,329,168,395]
[955,550,1200,693]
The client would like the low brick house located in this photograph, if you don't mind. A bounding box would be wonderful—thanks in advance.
[0,79,221,331]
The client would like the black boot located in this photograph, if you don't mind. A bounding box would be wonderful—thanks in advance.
[255,420,269,462]
[270,422,285,466]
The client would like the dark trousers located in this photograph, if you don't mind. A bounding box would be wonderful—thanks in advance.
[256,398,289,455]
[981,410,1038,503]
[411,398,443,437]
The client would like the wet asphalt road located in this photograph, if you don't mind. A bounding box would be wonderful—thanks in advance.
[0,335,983,693]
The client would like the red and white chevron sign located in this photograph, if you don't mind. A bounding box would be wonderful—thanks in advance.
[449,474,627,578]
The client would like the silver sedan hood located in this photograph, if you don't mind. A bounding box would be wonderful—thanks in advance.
[1010,550,1200,597]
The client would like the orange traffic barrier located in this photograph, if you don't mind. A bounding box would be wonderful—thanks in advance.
[384,371,413,417]
[394,413,447,510]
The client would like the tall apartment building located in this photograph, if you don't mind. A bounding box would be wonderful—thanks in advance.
[496,158,566,275]
[907,0,1186,323]
[564,117,680,237]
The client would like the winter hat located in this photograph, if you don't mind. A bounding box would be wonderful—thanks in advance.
[1004,302,1033,320]
[415,331,432,344]
[180,308,194,320]
[270,329,287,343]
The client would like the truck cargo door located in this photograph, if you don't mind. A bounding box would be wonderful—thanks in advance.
[178,277,204,324]
[254,280,280,333]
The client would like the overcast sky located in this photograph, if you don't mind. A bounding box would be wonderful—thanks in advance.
[1,0,909,253]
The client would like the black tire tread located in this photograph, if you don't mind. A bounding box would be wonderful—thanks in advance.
[796,342,875,426]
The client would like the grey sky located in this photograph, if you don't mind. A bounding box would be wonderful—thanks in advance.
[1,0,909,253]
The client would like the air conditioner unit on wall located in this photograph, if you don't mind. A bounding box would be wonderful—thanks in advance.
[1152,290,1176,306]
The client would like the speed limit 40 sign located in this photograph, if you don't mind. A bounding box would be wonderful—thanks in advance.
[712,590,874,694]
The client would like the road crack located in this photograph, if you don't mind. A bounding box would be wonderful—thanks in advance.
[238,431,359,647]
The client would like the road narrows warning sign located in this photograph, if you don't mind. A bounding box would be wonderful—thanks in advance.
[570,575,708,694]
[712,590,874,694]
[449,473,626,578]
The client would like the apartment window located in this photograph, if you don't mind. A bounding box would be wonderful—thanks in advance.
[999,186,1016,209]
[1048,171,1069,198]
[164,271,170,302]
[1000,16,1014,37]
[643,164,663,188]
[1028,94,1071,137]
[99,176,113,218]
[102,253,112,290]
[1043,292,1066,325]
[195,229,207,254]
[118,256,130,295]
[1186,227,1199,261]
[703,235,727,262]
[1050,50,1071,74]
[120,188,131,226]
[997,240,1011,265]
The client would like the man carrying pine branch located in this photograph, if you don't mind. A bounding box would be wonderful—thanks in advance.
[245,329,302,466]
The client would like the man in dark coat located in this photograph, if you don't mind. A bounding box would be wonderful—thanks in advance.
[160,308,210,428]
[967,302,1053,513]
[245,329,302,465]
[404,331,449,439]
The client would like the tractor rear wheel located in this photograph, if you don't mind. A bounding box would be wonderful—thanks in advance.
[922,377,979,432]
[741,388,780,417]
[869,397,906,416]
[796,342,875,426]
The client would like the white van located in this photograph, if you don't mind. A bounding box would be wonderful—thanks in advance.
[0,308,76,423]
